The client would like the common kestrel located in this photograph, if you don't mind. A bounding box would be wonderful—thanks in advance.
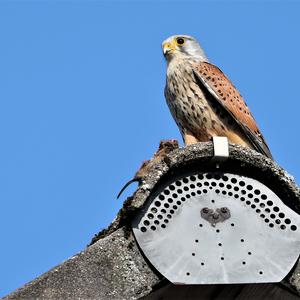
[162,35,273,159]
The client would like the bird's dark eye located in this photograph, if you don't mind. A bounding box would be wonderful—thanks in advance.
[176,37,185,45]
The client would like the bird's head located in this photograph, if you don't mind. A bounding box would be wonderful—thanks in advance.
[162,35,208,62]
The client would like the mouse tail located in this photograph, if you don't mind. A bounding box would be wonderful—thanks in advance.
[117,178,140,199]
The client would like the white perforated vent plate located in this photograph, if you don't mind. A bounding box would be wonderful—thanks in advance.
[132,172,300,284]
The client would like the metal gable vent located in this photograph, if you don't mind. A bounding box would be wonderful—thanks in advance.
[132,172,300,284]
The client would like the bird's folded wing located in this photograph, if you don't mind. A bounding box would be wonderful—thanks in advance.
[192,61,273,159]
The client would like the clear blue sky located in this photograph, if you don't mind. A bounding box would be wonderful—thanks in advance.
[1,1,299,296]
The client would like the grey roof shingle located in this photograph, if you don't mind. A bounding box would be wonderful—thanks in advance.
[4,142,300,299]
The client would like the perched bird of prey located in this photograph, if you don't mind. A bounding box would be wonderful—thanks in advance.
[162,35,273,159]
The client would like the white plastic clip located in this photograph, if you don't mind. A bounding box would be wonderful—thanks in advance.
[212,136,229,164]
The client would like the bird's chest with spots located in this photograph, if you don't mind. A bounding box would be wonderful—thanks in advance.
[165,64,214,132]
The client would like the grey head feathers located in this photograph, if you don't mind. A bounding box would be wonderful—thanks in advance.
[162,35,209,62]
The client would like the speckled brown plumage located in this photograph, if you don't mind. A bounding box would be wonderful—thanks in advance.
[162,35,272,159]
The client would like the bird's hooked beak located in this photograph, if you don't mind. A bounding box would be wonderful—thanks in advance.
[162,41,176,56]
